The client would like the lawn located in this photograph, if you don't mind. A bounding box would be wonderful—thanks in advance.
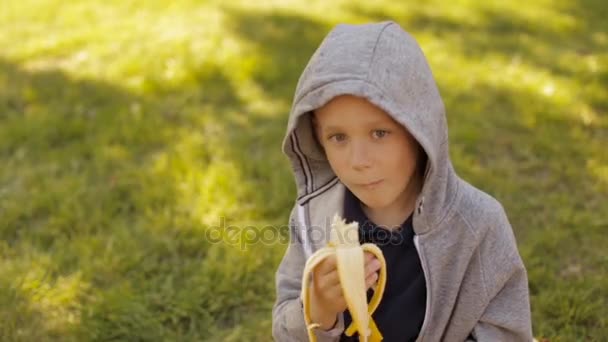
[0,0,606,341]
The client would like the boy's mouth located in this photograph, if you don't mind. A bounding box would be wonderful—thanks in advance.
[358,179,383,188]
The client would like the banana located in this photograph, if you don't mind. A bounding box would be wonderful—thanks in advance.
[301,214,387,342]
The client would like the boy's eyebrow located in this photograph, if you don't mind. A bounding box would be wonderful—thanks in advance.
[321,125,343,133]
[321,120,394,133]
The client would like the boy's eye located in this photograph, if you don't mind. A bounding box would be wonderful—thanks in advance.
[372,130,389,139]
[328,133,346,142]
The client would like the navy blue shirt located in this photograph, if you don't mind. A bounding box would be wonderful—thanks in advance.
[340,188,426,342]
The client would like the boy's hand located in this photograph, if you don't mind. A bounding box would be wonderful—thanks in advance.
[309,251,382,330]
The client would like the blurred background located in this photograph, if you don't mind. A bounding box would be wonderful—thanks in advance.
[0,0,606,340]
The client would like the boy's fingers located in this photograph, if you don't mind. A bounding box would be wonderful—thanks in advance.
[366,272,379,289]
[315,255,337,276]
[317,268,340,287]
[365,258,381,275]
[316,253,380,288]
[365,266,379,279]
[364,253,378,267]
[327,283,344,299]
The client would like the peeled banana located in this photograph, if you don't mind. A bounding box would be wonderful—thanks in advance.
[301,214,387,342]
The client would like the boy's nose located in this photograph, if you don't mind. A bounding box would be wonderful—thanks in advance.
[350,141,372,170]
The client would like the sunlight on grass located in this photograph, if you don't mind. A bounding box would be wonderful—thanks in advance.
[587,159,608,187]
[21,269,88,333]
[0,251,90,338]
[440,51,600,128]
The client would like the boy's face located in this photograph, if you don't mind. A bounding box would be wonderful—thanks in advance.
[313,95,422,213]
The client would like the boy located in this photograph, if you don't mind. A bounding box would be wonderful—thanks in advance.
[272,21,532,341]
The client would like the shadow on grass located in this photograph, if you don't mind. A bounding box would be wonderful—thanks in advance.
[345,1,608,121]
[223,8,332,102]
[0,55,260,340]
[0,10,330,338]
[347,1,607,77]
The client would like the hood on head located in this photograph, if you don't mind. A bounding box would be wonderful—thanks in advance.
[282,21,458,232]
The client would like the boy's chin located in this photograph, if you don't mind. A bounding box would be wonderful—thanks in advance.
[356,194,394,211]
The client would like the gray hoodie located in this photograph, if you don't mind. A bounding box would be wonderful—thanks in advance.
[272,21,533,341]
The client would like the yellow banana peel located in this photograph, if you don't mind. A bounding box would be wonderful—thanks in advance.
[301,214,387,342]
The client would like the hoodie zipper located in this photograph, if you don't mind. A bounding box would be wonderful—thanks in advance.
[414,233,430,341]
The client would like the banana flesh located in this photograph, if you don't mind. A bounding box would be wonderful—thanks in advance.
[301,214,387,342]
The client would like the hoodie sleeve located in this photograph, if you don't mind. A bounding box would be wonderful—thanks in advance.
[272,205,345,341]
[468,206,533,342]
[468,260,533,341]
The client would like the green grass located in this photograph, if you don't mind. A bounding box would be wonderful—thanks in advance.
[0,0,606,340]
